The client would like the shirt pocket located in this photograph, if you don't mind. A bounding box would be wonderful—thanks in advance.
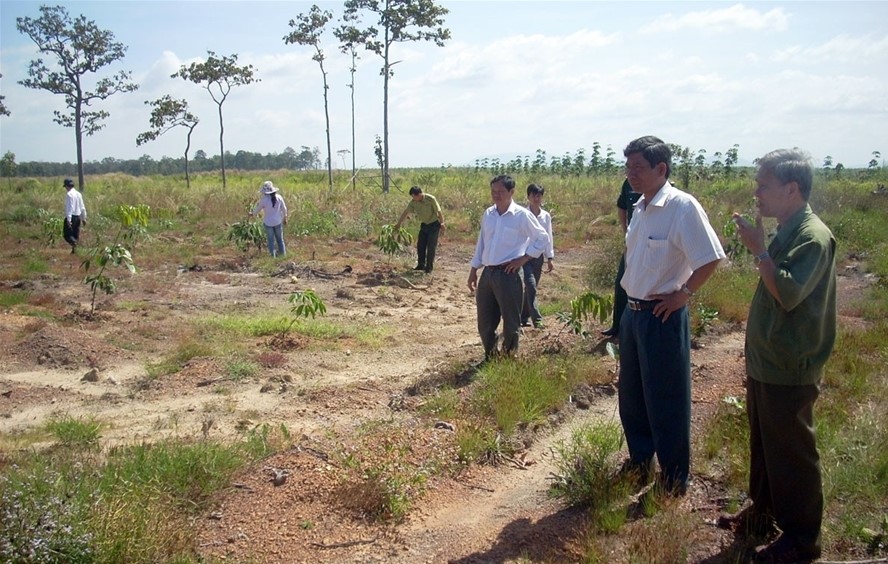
[498,224,523,246]
[643,237,669,273]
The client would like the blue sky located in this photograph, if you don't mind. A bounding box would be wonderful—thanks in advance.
[1,1,886,169]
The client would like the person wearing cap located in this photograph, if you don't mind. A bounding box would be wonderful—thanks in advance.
[63,178,87,254]
[467,174,550,361]
[618,136,725,496]
[394,186,445,273]
[249,181,289,257]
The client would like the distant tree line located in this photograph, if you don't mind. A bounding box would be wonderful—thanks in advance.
[3,146,321,178]
[475,144,884,189]
[474,143,747,188]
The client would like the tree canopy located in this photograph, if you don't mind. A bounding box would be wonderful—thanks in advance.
[173,51,258,188]
[137,96,200,188]
[16,4,139,189]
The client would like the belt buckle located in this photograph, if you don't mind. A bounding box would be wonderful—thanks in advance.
[628,300,643,311]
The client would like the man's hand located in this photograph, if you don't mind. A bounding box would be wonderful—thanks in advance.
[505,256,529,273]
[648,291,688,322]
[467,269,478,292]
[732,212,766,256]
[546,259,554,273]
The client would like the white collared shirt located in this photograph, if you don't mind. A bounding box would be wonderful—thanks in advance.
[252,194,288,227]
[65,188,87,222]
[621,181,725,299]
[532,207,555,259]
[470,200,550,269]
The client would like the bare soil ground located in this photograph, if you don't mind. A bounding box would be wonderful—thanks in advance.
[0,239,870,563]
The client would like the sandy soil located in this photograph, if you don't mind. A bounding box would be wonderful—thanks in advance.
[0,240,871,563]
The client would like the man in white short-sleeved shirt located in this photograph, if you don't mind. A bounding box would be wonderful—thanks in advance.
[618,136,725,496]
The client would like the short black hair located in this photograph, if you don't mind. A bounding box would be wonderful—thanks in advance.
[624,136,672,179]
[409,186,422,196]
[526,183,544,196]
[490,174,515,191]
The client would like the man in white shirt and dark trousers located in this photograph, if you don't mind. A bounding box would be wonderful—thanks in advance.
[467,175,550,362]
[63,178,87,254]
[618,136,725,495]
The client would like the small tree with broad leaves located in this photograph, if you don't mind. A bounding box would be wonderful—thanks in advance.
[80,204,149,315]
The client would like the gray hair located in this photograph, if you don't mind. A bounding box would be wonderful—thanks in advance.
[756,149,814,201]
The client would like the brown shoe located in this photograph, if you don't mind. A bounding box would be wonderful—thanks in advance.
[754,533,821,563]
[716,506,778,538]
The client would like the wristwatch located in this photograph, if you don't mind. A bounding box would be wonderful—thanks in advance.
[754,250,770,266]
[680,284,694,297]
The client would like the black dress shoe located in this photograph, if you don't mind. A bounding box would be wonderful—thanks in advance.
[413,265,425,271]
[717,506,778,538]
[601,327,619,337]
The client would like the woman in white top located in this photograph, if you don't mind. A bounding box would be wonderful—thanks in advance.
[250,181,289,257]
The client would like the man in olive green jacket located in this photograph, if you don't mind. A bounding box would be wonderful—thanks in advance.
[722,149,836,563]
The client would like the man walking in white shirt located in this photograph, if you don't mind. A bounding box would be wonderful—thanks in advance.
[467,175,550,361]
[63,178,87,254]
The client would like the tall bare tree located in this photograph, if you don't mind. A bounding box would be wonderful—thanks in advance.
[16,5,139,190]
[333,37,360,190]
[284,5,335,193]
[136,96,199,188]
[172,51,258,188]
[338,0,450,192]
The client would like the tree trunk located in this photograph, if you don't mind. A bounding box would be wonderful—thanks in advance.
[382,31,391,193]
[185,125,195,190]
[350,50,356,191]
[321,58,333,193]
[218,104,226,188]
[75,100,85,190]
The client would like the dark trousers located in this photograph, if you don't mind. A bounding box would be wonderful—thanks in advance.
[618,303,691,491]
[521,255,544,324]
[63,215,81,248]
[416,220,441,272]
[747,378,823,553]
[609,253,628,330]
[476,267,523,358]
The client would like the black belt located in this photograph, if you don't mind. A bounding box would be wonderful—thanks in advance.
[485,262,512,270]
[627,298,659,311]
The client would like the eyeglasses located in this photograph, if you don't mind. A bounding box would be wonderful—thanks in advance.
[625,163,652,173]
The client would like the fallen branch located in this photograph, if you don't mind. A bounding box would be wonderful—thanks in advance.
[463,482,495,493]
[309,537,377,549]
[197,377,225,387]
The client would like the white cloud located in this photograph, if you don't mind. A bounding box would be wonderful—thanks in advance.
[773,34,888,64]
[641,3,789,35]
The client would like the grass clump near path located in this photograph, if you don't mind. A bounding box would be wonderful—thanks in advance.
[0,424,286,563]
